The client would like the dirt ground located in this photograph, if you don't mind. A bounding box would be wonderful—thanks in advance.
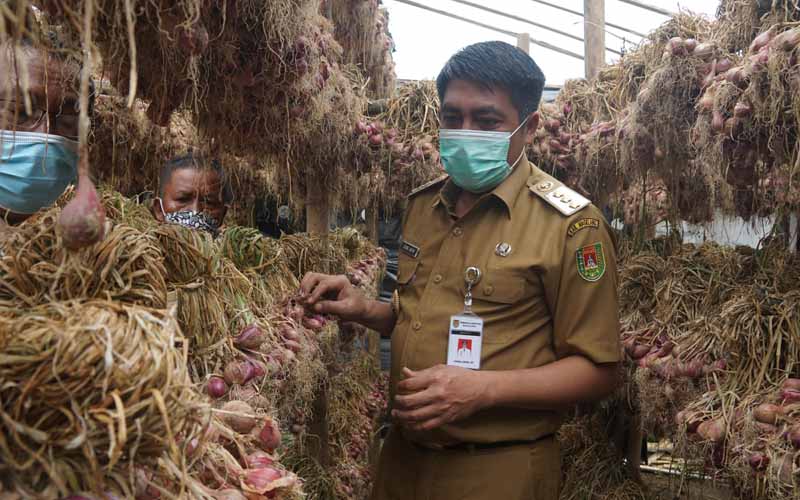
[643,472,732,500]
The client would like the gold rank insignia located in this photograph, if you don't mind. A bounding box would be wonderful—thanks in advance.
[529,181,590,216]
[568,218,600,238]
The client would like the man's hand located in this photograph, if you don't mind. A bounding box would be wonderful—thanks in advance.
[299,273,368,322]
[392,365,491,432]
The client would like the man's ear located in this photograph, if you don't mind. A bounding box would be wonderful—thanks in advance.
[151,197,165,222]
[524,111,540,145]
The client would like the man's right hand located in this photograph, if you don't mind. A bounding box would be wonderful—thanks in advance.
[299,273,369,323]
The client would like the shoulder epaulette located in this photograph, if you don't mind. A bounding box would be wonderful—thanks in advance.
[528,178,591,217]
[408,175,448,198]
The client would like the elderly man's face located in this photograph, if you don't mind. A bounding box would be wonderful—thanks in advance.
[154,167,228,225]
[0,44,80,225]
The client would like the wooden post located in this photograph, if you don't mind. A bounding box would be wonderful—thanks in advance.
[305,178,331,467]
[516,32,531,54]
[583,0,605,80]
[306,381,331,467]
[305,182,330,238]
[368,203,380,245]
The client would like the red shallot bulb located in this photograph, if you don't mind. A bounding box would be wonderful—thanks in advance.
[786,425,800,449]
[212,490,247,500]
[774,28,800,51]
[257,418,282,452]
[245,451,275,469]
[692,42,715,59]
[355,121,369,135]
[234,324,266,350]
[243,467,283,493]
[753,403,783,425]
[224,360,254,386]
[749,26,777,54]
[782,379,800,391]
[221,400,257,434]
[207,377,228,399]
[696,419,726,443]
[58,172,106,250]
[780,389,800,404]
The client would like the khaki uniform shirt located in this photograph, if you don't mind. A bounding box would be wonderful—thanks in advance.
[391,158,621,447]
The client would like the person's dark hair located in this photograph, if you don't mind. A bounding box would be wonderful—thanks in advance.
[159,154,234,205]
[436,41,546,121]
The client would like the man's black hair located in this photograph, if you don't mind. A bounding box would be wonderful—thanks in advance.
[159,153,234,205]
[436,41,546,121]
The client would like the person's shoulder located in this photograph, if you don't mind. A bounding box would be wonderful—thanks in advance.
[524,167,593,219]
[408,174,448,199]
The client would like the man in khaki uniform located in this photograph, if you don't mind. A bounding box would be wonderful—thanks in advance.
[301,41,620,500]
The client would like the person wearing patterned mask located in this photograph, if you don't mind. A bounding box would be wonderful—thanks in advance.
[0,25,90,226]
[152,154,232,237]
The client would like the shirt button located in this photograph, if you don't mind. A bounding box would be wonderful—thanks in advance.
[433,274,443,284]
[412,321,422,331]
[453,227,463,237]
[484,285,494,296]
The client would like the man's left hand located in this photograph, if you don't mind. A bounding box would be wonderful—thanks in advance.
[392,365,492,432]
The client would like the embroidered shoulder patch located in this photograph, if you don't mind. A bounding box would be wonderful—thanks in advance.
[568,218,600,238]
[576,243,606,282]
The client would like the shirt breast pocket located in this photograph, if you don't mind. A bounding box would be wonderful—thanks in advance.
[396,256,420,289]
[468,270,530,344]
[474,271,525,305]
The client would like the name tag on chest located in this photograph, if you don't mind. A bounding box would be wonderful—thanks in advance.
[400,240,420,259]
[447,314,483,370]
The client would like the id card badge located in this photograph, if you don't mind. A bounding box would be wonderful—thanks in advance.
[447,266,484,370]
[447,314,483,370]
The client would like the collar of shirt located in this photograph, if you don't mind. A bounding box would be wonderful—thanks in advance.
[432,156,533,219]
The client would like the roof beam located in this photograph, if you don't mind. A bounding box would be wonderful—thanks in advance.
[392,0,585,60]
[617,0,675,17]
[449,0,621,55]
[527,0,646,38]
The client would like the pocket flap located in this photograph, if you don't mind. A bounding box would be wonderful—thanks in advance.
[396,258,420,286]
[472,271,525,305]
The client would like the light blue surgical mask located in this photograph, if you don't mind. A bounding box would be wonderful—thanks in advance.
[0,130,78,215]
[440,117,529,193]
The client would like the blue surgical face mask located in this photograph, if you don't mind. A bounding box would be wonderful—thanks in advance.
[439,117,529,193]
[0,130,78,215]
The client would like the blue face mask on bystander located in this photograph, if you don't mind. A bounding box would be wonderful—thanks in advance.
[0,130,78,215]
